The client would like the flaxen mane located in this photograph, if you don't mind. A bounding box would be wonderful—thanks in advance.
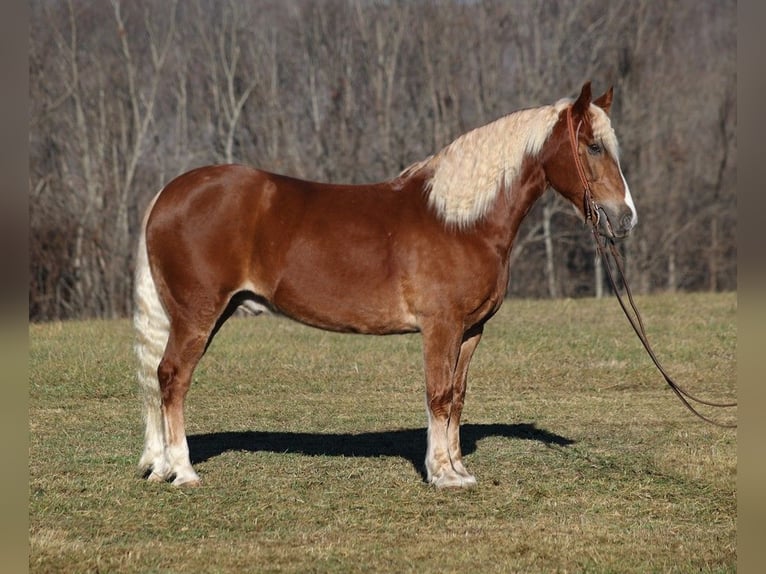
[403,98,619,227]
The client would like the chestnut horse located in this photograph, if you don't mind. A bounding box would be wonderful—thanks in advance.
[134,82,637,487]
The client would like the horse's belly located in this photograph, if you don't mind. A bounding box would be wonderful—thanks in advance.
[270,273,418,335]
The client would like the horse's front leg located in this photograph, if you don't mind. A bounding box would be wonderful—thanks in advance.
[422,321,474,488]
[445,325,483,486]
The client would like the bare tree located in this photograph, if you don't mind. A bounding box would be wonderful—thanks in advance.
[30,0,177,318]
[29,0,737,321]
[193,0,260,165]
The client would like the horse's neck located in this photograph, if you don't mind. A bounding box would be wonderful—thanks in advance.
[478,159,548,256]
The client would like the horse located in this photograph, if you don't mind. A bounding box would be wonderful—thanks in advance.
[134,82,637,488]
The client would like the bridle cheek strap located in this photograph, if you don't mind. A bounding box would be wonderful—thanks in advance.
[566,105,597,225]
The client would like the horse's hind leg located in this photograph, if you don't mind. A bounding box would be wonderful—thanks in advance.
[134,241,225,485]
[155,320,211,486]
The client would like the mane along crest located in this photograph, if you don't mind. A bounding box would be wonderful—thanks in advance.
[417,103,565,227]
[407,98,620,227]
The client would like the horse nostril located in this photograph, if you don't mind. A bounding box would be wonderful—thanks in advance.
[620,213,634,231]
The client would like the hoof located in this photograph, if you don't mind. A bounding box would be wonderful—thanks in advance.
[171,469,201,487]
[139,463,199,486]
[458,473,478,488]
[430,470,477,489]
[140,461,172,483]
[139,454,171,481]
[146,471,168,483]
[172,477,201,487]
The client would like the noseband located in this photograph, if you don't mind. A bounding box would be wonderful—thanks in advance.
[565,105,736,428]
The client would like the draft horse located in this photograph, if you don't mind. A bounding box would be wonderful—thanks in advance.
[134,82,637,487]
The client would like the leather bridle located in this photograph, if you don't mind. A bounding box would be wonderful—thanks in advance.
[566,105,599,226]
[565,106,736,428]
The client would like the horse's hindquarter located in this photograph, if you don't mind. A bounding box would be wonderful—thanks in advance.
[146,165,268,320]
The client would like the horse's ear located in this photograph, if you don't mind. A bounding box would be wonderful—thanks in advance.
[572,81,592,118]
[593,86,614,115]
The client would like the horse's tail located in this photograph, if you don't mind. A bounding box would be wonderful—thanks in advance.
[133,192,170,474]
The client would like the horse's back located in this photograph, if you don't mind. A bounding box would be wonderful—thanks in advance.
[144,164,424,333]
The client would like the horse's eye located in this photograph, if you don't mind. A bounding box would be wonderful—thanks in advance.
[588,143,602,155]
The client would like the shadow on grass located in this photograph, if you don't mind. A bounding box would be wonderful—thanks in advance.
[188,423,574,478]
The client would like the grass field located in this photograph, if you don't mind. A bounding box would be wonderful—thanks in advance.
[29,292,736,573]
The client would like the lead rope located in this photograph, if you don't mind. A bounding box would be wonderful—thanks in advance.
[566,106,736,428]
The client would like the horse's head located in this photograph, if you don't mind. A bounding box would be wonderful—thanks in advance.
[544,82,637,239]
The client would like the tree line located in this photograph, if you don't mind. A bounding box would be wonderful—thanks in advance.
[29,0,736,321]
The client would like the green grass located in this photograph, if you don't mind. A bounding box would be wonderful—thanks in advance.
[29,292,737,573]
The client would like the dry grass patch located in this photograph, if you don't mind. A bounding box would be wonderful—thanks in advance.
[29,292,736,573]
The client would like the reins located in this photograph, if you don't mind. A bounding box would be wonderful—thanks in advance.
[565,106,736,428]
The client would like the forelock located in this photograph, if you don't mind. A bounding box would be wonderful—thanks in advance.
[589,105,620,159]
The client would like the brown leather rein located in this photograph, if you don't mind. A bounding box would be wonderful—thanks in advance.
[565,106,736,428]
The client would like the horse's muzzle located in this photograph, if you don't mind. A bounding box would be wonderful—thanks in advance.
[598,204,637,239]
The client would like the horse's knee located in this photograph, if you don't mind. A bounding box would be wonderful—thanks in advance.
[427,388,453,419]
